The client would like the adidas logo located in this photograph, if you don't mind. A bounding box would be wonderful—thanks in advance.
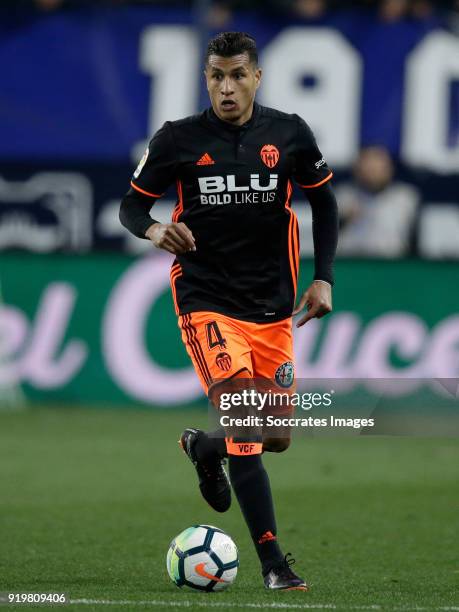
[197,153,215,166]
[258,531,277,544]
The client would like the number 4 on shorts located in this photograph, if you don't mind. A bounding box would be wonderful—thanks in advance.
[206,321,227,350]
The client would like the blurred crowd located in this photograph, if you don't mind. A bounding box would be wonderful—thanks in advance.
[335,147,419,258]
[5,0,459,260]
[10,0,459,23]
[10,0,459,35]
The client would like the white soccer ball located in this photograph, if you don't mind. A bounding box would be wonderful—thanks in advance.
[166,525,239,592]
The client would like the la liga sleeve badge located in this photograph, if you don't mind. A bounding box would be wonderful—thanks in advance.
[133,146,149,179]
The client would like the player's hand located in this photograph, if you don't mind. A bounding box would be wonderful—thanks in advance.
[293,280,332,328]
[145,222,196,255]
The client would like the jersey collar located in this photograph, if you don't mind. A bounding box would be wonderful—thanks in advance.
[205,101,261,133]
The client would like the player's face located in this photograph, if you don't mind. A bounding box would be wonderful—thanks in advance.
[205,53,262,126]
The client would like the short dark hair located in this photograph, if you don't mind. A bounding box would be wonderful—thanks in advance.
[206,32,258,66]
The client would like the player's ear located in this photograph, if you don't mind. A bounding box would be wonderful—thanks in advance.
[255,67,262,89]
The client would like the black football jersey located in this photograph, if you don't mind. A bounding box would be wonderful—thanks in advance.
[131,102,332,323]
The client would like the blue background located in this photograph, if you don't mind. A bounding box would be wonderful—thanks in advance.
[0,6,448,161]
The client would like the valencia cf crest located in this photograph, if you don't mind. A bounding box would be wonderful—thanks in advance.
[216,352,232,372]
[260,144,280,168]
[275,361,294,388]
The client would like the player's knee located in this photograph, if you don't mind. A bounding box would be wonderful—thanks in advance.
[263,437,291,453]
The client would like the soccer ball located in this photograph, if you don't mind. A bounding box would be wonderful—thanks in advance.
[166,524,238,591]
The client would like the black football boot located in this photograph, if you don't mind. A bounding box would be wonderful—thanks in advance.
[263,553,309,591]
[179,428,231,513]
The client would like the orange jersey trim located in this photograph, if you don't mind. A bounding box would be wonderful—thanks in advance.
[285,180,298,297]
[292,213,299,284]
[172,180,184,222]
[170,264,182,315]
[130,181,163,198]
[298,171,333,189]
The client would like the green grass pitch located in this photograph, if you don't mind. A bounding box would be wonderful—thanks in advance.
[0,406,458,611]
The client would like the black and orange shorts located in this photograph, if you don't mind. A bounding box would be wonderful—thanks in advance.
[178,311,295,455]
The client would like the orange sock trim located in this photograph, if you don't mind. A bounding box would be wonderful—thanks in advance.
[225,437,263,456]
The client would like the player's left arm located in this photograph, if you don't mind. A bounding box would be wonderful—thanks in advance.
[293,182,338,327]
[292,117,339,327]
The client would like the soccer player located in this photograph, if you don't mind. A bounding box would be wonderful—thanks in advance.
[120,31,338,590]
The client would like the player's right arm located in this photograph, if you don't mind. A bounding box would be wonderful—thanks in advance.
[145,222,195,254]
[119,123,195,254]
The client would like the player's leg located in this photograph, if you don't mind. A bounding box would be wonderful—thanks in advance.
[178,312,305,588]
[178,312,253,512]
[225,424,286,580]
[249,316,295,453]
[246,316,308,590]
[208,369,293,581]
[202,316,304,588]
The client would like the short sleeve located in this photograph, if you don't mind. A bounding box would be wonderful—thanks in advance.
[130,122,177,198]
[292,116,333,189]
